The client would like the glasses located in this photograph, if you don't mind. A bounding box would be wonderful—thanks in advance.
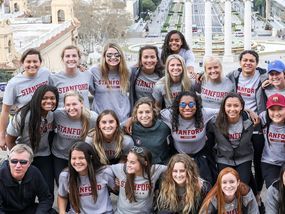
[179,101,196,108]
[131,146,144,154]
[106,53,121,58]
[10,159,29,165]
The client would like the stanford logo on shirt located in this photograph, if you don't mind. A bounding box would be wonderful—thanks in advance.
[201,88,228,98]
[136,79,155,89]
[57,83,88,94]
[237,86,255,97]
[98,80,120,89]
[175,128,203,139]
[79,184,102,196]
[21,81,48,96]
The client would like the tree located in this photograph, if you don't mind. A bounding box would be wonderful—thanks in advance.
[142,0,156,12]
[152,0,162,6]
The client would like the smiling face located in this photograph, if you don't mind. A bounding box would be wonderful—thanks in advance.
[168,58,183,83]
[99,114,118,140]
[205,60,222,82]
[105,47,121,70]
[141,49,158,73]
[269,71,285,88]
[9,151,31,181]
[172,162,187,187]
[64,95,83,119]
[179,95,197,120]
[268,105,285,125]
[22,54,41,77]
[169,33,183,53]
[136,103,154,128]
[126,152,143,176]
[221,173,240,202]
[225,97,243,123]
[240,53,257,77]
[71,150,88,176]
[63,48,80,72]
[41,91,57,115]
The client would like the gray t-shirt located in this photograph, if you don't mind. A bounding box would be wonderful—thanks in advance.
[264,85,285,98]
[135,71,160,100]
[6,111,53,157]
[3,68,49,108]
[58,167,115,214]
[90,66,130,122]
[228,117,243,148]
[179,48,195,67]
[49,70,92,108]
[109,163,166,214]
[160,108,216,154]
[200,77,234,109]
[52,109,97,160]
[260,111,285,166]
[237,71,260,113]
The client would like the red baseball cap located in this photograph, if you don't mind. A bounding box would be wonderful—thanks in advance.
[266,93,285,109]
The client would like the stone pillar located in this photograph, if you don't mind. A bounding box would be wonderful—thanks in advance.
[223,0,233,62]
[204,0,212,57]
[244,0,252,50]
[184,0,193,46]
[265,0,270,21]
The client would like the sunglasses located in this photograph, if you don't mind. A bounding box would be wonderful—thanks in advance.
[179,101,196,108]
[131,146,144,154]
[106,53,121,58]
[10,159,29,165]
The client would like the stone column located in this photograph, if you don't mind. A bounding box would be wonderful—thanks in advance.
[204,0,212,57]
[244,0,252,50]
[184,0,193,46]
[265,0,270,21]
[223,0,233,62]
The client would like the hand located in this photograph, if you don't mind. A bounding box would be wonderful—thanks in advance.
[261,79,271,89]
[123,117,133,135]
[246,110,260,126]
[0,136,7,151]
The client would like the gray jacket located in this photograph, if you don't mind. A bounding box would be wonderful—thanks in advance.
[265,180,280,214]
[227,67,267,114]
[209,112,254,166]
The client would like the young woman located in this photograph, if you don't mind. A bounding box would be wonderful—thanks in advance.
[108,146,166,214]
[265,163,285,214]
[5,85,58,196]
[85,110,134,165]
[130,97,171,164]
[199,167,259,214]
[208,92,255,186]
[195,57,234,110]
[52,90,97,184]
[129,45,164,111]
[152,54,192,110]
[58,141,115,214]
[160,91,217,184]
[157,154,211,214]
[90,43,130,122]
[260,93,285,188]
[0,48,49,149]
[160,30,196,78]
[49,45,92,108]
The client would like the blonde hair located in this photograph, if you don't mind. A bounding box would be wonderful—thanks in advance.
[64,90,91,139]
[100,43,129,94]
[203,57,223,82]
[163,54,191,101]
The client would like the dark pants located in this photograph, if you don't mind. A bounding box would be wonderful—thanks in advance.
[261,162,281,188]
[218,161,252,185]
[6,203,57,214]
[252,132,265,192]
[33,155,54,199]
[52,155,68,186]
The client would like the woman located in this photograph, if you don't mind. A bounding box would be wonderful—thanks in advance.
[199,167,259,214]
[52,90,97,184]
[160,30,195,78]
[208,92,255,186]
[0,48,49,149]
[129,45,164,111]
[130,97,171,164]
[49,45,92,108]
[260,93,285,188]
[195,57,234,110]
[5,85,59,195]
[152,54,192,110]
[108,146,166,214]
[265,163,285,214]
[157,154,211,214]
[85,110,134,164]
[160,91,217,184]
[90,43,130,122]
[58,141,115,214]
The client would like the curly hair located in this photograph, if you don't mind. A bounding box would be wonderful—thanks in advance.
[157,154,201,214]
[171,91,203,132]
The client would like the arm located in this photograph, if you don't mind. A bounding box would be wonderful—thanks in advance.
[0,104,11,149]
[244,109,260,126]
[265,184,279,214]
[5,135,17,150]
[187,66,197,79]
[57,195,68,214]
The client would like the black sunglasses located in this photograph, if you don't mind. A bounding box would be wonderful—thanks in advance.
[106,53,121,58]
[10,159,29,165]
[131,146,144,154]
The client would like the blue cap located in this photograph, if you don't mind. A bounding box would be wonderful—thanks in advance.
[268,60,285,73]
